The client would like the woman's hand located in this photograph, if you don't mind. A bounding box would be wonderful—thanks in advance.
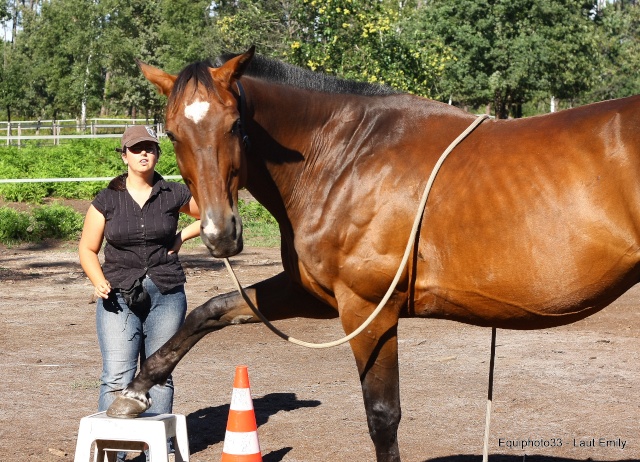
[94,280,112,299]
[168,232,183,255]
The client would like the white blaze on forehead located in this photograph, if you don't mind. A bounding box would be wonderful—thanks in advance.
[184,100,210,124]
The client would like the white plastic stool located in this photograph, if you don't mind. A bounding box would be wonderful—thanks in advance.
[74,411,190,462]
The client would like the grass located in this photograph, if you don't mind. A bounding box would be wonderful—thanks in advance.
[0,139,280,247]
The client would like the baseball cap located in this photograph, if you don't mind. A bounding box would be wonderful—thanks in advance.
[118,125,159,152]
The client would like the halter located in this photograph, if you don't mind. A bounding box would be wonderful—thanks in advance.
[236,81,251,151]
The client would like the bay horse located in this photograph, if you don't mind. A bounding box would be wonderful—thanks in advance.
[108,46,640,461]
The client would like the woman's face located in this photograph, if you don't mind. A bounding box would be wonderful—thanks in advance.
[122,142,159,174]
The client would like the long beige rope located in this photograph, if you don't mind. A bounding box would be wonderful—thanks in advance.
[223,114,490,349]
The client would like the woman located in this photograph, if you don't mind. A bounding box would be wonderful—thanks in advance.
[79,125,200,417]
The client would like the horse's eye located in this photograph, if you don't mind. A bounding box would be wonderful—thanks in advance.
[231,119,241,135]
[166,131,176,142]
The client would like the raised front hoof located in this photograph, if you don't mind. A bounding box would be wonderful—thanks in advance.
[106,391,150,418]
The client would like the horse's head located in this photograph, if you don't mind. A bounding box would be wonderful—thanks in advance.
[138,47,255,257]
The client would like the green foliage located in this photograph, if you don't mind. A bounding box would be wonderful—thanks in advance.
[176,198,280,248]
[284,0,451,96]
[0,0,638,122]
[0,204,84,244]
[31,203,85,239]
[0,138,179,202]
[0,207,31,243]
[237,198,280,247]
[206,0,289,57]
[422,0,599,117]
[587,2,640,101]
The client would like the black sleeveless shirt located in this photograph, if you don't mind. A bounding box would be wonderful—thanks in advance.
[92,173,192,293]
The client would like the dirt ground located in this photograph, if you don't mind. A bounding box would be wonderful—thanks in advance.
[1,239,639,462]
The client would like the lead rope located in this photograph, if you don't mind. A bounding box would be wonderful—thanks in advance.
[223,114,490,349]
[483,327,497,462]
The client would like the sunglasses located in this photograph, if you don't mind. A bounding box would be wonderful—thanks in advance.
[127,143,158,154]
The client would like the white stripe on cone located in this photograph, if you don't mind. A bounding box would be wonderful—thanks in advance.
[230,388,254,411]
[222,430,261,455]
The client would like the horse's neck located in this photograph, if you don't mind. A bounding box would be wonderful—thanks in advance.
[243,78,359,211]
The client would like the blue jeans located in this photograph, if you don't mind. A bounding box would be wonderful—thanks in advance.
[96,276,186,414]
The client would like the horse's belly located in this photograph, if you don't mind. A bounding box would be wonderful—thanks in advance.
[409,259,640,330]
[409,288,607,329]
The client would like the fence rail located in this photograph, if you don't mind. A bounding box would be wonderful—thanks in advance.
[0,119,164,146]
[0,175,182,184]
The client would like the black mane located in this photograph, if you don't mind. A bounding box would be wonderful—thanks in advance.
[215,53,398,97]
[168,53,398,107]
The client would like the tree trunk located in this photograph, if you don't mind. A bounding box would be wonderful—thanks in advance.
[100,70,111,116]
[494,92,509,119]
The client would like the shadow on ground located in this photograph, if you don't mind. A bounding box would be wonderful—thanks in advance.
[422,456,639,462]
[185,392,320,457]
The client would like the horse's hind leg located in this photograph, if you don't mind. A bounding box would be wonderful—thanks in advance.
[341,299,402,462]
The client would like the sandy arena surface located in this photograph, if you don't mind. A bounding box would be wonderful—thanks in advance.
[0,242,638,462]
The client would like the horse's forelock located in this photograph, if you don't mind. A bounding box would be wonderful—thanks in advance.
[167,61,221,114]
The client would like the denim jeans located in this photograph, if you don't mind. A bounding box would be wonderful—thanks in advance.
[96,276,186,414]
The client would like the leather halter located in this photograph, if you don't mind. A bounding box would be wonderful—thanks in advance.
[235,81,251,151]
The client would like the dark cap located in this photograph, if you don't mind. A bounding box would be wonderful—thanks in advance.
[119,125,159,152]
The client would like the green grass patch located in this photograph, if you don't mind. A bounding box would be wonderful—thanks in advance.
[0,203,84,244]
[0,139,280,247]
[0,138,179,202]
[178,199,280,248]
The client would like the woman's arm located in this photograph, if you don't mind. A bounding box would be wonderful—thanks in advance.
[170,197,202,254]
[78,205,111,299]
[179,196,200,219]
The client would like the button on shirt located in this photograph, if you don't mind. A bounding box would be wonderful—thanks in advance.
[92,173,192,293]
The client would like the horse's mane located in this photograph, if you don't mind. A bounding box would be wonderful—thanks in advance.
[167,53,397,111]
[215,53,397,96]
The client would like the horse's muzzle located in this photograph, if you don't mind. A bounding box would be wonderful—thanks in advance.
[200,211,243,258]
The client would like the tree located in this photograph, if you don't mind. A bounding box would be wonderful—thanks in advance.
[587,1,640,101]
[7,0,105,121]
[285,0,451,96]
[422,0,599,118]
[205,0,292,58]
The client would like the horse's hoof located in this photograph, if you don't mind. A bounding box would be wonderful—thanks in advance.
[106,390,150,418]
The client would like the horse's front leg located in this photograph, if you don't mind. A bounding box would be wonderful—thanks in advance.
[340,294,403,462]
[106,287,257,417]
[107,271,335,418]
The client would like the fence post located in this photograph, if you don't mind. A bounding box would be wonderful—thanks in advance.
[6,122,10,146]
[17,123,21,148]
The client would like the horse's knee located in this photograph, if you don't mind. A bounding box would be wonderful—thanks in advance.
[367,400,401,439]
[186,292,254,327]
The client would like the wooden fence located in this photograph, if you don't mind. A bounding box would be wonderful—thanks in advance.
[0,118,164,146]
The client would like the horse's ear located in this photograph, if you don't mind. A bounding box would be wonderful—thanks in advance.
[136,59,177,97]
[215,46,255,88]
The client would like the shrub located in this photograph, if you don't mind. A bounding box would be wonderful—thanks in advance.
[31,204,84,240]
[0,204,84,244]
[0,207,32,243]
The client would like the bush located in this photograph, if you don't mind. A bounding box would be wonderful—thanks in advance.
[0,138,178,202]
[31,204,84,240]
[0,204,84,244]
[0,207,32,243]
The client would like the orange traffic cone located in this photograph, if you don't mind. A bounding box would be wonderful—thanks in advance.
[220,365,262,462]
